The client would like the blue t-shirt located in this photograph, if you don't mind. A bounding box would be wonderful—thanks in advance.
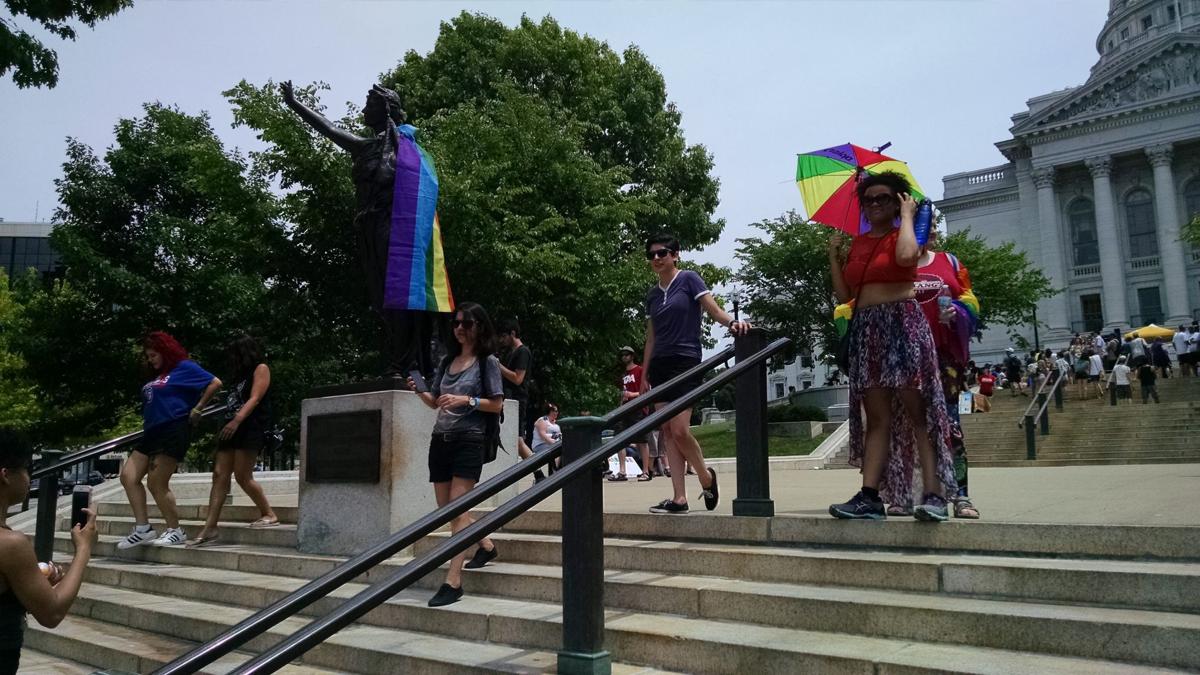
[645,269,711,360]
[141,360,215,429]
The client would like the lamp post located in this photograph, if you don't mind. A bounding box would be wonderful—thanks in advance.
[1031,303,1041,352]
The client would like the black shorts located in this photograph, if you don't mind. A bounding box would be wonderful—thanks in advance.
[613,409,649,443]
[428,433,484,483]
[1088,374,1100,383]
[1116,384,1132,398]
[217,416,266,452]
[647,354,703,403]
[139,418,191,462]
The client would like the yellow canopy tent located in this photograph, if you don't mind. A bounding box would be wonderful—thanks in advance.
[1124,324,1175,340]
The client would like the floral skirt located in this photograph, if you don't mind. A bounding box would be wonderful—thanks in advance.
[847,300,957,507]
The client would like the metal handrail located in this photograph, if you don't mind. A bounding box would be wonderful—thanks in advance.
[1030,372,1065,422]
[231,336,789,674]
[1016,369,1056,424]
[30,404,228,562]
[32,405,229,479]
[155,346,738,675]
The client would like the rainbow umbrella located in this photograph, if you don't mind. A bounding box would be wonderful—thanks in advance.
[796,143,925,235]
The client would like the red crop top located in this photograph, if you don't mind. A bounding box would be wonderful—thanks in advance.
[841,229,916,296]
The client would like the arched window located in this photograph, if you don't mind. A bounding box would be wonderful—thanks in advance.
[1125,188,1158,258]
[1185,179,1200,223]
[1067,199,1099,266]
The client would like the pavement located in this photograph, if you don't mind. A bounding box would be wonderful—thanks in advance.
[522,462,1200,527]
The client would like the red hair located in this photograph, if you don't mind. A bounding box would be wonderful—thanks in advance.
[143,331,189,375]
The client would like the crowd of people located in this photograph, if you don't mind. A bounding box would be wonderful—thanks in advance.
[962,321,1200,410]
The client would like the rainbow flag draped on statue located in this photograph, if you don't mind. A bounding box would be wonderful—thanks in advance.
[383,124,454,312]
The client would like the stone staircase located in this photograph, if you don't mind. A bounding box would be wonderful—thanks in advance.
[961,375,1200,467]
[26,495,1200,673]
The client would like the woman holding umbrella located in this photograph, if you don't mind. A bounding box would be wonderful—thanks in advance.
[825,171,957,521]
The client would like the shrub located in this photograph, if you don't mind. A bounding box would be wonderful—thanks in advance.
[768,404,827,423]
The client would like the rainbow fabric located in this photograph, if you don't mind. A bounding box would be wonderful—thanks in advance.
[383,124,454,312]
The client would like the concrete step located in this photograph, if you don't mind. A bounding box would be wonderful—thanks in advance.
[489,510,1200,560]
[971,457,1200,468]
[92,500,299,524]
[67,559,1191,674]
[13,647,102,675]
[968,448,1200,458]
[80,515,297,548]
[63,583,670,675]
[411,531,1200,613]
[23,614,335,674]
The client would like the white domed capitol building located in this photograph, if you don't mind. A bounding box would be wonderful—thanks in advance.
[939,0,1200,363]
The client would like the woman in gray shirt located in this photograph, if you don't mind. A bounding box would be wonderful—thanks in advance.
[408,302,504,608]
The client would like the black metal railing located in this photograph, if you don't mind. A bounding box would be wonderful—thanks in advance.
[155,336,783,675]
[29,404,228,562]
[1016,369,1066,460]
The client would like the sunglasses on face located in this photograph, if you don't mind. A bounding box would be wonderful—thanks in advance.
[451,319,476,329]
[861,194,897,207]
[645,248,676,260]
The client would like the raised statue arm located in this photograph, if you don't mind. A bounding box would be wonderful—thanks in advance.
[280,80,368,153]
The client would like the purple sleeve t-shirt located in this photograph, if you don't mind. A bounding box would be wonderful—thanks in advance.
[645,270,711,360]
[141,359,216,429]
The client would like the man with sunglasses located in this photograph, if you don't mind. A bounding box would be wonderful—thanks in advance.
[642,233,750,514]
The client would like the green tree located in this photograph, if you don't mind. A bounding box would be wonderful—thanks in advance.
[17,103,315,443]
[1,0,131,88]
[736,216,1057,361]
[1181,213,1200,248]
[227,12,725,412]
[937,228,1058,330]
[735,211,836,362]
[0,269,44,431]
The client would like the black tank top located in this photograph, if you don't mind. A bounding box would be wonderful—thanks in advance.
[0,526,27,651]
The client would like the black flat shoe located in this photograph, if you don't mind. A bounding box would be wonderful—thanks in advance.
[428,583,463,607]
[464,544,498,569]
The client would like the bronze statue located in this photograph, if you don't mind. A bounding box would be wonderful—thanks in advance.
[281,81,441,376]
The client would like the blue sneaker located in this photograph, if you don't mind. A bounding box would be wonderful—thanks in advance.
[829,491,885,520]
[914,494,949,522]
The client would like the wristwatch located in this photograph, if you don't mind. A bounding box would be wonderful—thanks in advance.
[469,396,480,409]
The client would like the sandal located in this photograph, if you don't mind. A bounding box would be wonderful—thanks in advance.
[186,534,220,548]
[953,499,980,519]
[886,504,913,517]
[637,473,652,482]
[249,516,280,529]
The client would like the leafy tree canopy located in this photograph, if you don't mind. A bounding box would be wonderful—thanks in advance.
[227,12,726,412]
[1,0,131,88]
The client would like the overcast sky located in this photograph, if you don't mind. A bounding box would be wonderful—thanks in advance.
[1,0,1106,272]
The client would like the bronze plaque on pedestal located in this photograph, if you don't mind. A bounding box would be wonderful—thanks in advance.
[306,410,381,483]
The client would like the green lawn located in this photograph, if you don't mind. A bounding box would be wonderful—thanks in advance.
[691,422,830,459]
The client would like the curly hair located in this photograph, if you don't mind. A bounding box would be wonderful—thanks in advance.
[144,331,189,375]
[856,170,913,205]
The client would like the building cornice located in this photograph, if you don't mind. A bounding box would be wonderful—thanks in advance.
[937,190,1020,212]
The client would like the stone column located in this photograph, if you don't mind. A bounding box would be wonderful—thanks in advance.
[1085,155,1127,330]
[1031,166,1070,337]
[1146,143,1191,325]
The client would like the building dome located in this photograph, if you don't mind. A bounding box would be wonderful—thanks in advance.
[1093,0,1198,78]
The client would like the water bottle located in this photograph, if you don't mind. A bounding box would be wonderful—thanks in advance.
[914,198,934,246]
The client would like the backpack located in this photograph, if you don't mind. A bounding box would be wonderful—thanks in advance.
[437,354,505,464]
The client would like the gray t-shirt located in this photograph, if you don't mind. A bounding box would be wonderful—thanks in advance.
[431,354,504,434]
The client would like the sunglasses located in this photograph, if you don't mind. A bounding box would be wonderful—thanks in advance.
[861,194,897,207]
[451,319,477,329]
[645,248,676,260]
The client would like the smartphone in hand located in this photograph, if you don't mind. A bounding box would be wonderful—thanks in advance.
[71,485,92,529]
[408,370,429,394]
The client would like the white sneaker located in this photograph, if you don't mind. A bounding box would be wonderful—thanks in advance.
[117,527,158,550]
[151,528,187,547]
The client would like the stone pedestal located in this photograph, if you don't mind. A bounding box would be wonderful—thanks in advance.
[297,388,520,555]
